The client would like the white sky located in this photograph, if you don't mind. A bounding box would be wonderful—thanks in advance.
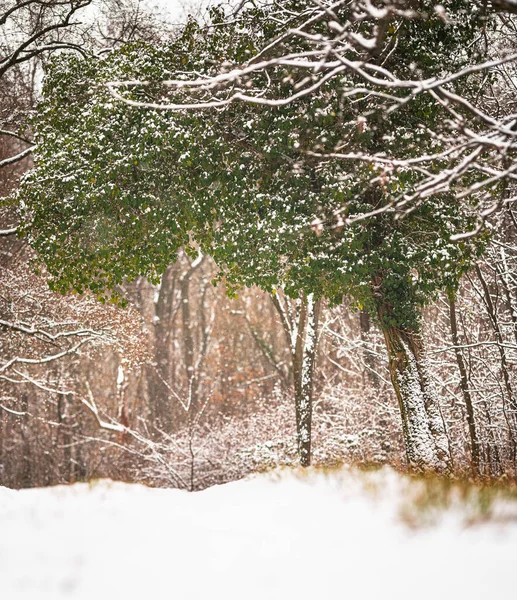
[150,0,225,24]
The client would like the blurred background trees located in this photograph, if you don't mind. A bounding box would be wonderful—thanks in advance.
[2,0,517,489]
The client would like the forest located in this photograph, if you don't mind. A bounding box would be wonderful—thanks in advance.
[3,1,517,596]
[3,0,517,489]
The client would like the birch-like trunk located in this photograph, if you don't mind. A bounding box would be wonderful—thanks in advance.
[293,294,321,467]
[381,323,452,473]
[271,291,321,467]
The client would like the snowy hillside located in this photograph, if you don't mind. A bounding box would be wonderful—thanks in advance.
[1,467,516,599]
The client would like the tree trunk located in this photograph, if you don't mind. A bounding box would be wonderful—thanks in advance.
[475,263,517,460]
[180,272,198,413]
[448,295,481,476]
[292,295,321,467]
[380,321,452,473]
[496,245,517,346]
[148,264,178,434]
[19,392,32,487]
[359,310,381,389]
[271,291,322,467]
[57,390,72,483]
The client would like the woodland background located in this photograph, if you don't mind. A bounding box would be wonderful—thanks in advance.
[2,0,517,491]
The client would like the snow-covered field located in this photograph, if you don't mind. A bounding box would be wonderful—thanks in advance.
[1,467,516,599]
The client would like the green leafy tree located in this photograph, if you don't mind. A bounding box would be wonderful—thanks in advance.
[17,0,487,470]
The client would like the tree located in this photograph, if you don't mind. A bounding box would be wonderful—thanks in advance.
[104,1,517,235]
[16,0,494,470]
[0,0,183,488]
[268,291,322,466]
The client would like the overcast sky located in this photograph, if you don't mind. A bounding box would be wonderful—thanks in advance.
[151,0,223,24]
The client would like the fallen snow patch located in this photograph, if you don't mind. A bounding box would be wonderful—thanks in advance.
[0,467,516,599]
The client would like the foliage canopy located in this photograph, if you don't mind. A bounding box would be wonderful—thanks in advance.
[18,0,487,330]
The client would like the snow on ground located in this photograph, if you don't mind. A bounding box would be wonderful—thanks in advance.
[0,467,516,599]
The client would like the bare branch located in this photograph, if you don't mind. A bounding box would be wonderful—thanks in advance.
[0,146,33,168]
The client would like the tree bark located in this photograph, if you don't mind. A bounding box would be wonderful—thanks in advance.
[293,295,321,467]
[271,291,322,467]
[57,390,72,483]
[448,295,481,475]
[148,263,178,434]
[359,310,381,389]
[380,320,452,473]
[475,263,517,459]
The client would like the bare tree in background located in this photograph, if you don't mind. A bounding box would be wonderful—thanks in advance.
[0,0,173,487]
